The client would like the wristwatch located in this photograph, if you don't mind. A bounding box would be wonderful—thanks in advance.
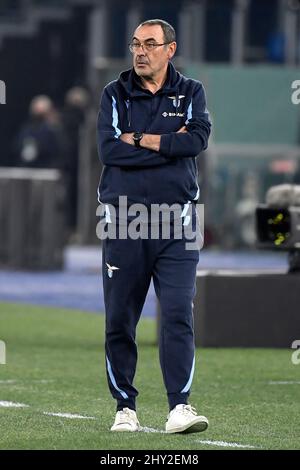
[133,132,143,148]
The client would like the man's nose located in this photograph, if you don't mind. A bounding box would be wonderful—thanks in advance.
[136,51,147,60]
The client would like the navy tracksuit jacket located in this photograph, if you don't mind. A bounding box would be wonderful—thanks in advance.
[97,62,211,411]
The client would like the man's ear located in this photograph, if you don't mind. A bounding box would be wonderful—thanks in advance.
[167,42,177,60]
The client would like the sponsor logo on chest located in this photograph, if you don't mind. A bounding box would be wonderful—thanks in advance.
[162,111,185,118]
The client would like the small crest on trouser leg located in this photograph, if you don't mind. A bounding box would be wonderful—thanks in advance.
[106,263,120,278]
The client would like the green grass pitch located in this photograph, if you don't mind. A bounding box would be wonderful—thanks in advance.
[0,302,299,450]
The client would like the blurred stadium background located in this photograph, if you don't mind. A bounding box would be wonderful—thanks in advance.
[0,0,299,334]
[0,0,300,332]
[1,0,298,296]
[0,0,300,450]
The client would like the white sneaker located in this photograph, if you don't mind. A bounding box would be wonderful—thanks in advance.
[110,407,140,432]
[165,404,209,434]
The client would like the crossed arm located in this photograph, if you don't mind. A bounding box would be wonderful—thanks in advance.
[120,126,187,152]
[97,84,211,168]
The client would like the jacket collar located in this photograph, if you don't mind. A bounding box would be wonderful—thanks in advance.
[119,62,182,98]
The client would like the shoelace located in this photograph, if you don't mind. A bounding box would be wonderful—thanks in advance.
[177,405,198,416]
[116,408,136,424]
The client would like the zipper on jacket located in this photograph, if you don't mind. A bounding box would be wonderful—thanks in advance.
[125,99,131,127]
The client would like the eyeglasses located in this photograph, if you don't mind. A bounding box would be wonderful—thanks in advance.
[128,41,171,53]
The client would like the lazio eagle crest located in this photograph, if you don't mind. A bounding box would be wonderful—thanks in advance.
[168,95,185,108]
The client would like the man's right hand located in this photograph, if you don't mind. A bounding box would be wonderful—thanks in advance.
[177,126,187,133]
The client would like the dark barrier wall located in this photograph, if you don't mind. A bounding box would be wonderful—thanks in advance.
[194,272,300,348]
[0,167,66,269]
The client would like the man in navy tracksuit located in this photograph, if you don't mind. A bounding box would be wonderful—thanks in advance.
[97,19,211,433]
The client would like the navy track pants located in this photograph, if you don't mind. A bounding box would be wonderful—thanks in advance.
[102,212,200,412]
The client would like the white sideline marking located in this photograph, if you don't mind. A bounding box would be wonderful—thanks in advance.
[195,439,257,449]
[268,381,300,385]
[0,379,54,384]
[139,426,165,434]
[43,412,96,420]
[0,380,18,384]
[0,401,29,408]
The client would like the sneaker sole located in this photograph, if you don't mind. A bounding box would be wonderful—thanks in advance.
[166,417,209,434]
[110,425,140,432]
